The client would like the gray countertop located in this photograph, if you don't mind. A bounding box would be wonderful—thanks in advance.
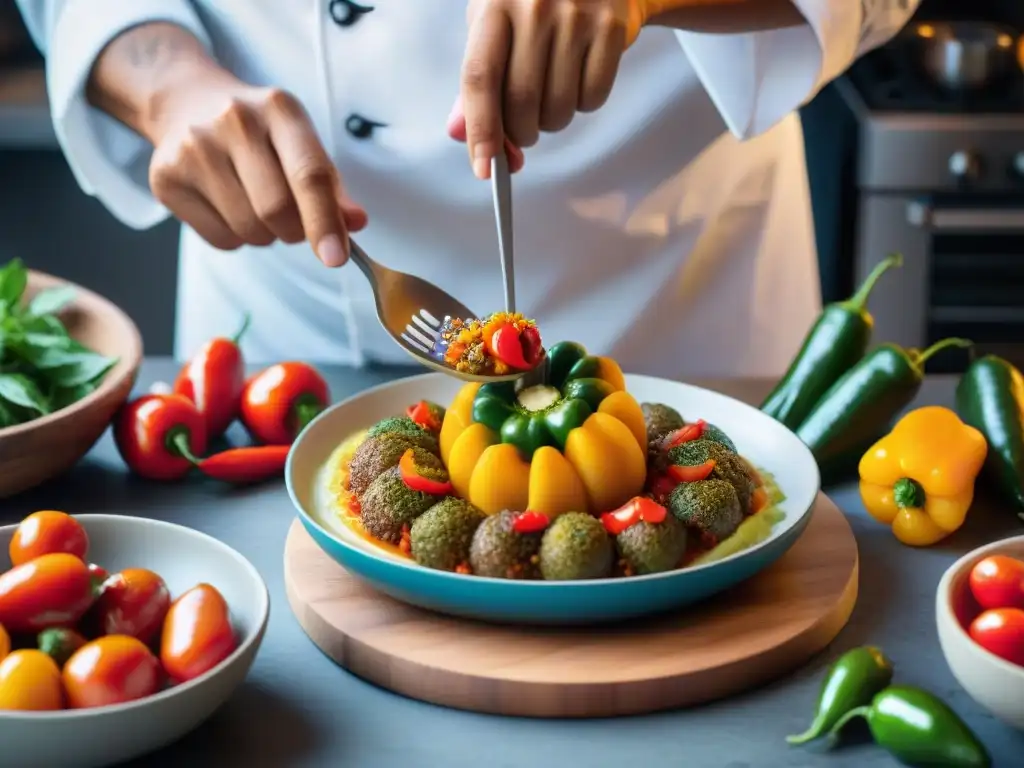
[2,360,1023,768]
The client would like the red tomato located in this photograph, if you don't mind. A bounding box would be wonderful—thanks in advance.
[240,362,330,445]
[87,564,109,588]
[160,584,236,683]
[93,568,171,644]
[968,607,1024,667]
[9,511,88,566]
[969,555,1024,610]
[0,553,95,633]
[63,635,162,709]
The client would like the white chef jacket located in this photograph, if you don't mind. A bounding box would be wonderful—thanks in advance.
[18,0,917,378]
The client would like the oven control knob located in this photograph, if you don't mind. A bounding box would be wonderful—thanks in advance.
[949,151,981,181]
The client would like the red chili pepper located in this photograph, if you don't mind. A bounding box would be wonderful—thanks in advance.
[406,401,442,432]
[635,497,668,524]
[646,471,678,500]
[173,314,250,440]
[197,445,291,485]
[113,395,207,481]
[511,511,550,534]
[663,420,707,449]
[240,362,330,445]
[398,449,453,495]
[667,460,716,483]
[601,505,641,536]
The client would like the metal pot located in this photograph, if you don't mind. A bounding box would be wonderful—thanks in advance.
[910,21,1020,90]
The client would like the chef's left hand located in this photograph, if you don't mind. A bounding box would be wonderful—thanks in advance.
[449,0,644,179]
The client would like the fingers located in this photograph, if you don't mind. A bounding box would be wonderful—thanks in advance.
[461,7,512,179]
[265,90,359,267]
[579,11,626,113]
[540,5,588,133]
[503,9,551,149]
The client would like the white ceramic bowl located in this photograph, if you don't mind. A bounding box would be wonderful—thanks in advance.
[0,515,270,768]
[936,534,1024,731]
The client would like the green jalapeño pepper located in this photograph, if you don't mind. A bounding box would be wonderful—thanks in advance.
[955,355,1024,520]
[761,253,903,430]
[795,337,972,466]
[829,685,991,768]
[472,341,618,458]
[787,645,894,745]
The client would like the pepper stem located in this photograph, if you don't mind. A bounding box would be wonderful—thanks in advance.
[911,337,972,371]
[893,477,925,509]
[230,312,252,345]
[292,395,324,436]
[785,717,828,745]
[843,253,903,312]
[826,705,870,743]
[166,427,201,465]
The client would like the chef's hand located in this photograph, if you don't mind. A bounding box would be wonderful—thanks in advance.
[452,0,644,179]
[146,76,366,266]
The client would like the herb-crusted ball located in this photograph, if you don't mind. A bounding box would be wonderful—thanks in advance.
[359,467,440,544]
[616,516,688,575]
[668,479,743,543]
[365,416,439,452]
[668,438,754,512]
[349,436,443,496]
[538,512,614,581]
[410,498,487,572]
[641,402,686,444]
[469,510,543,579]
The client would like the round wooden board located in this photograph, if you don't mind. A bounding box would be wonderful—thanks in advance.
[284,493,858,718]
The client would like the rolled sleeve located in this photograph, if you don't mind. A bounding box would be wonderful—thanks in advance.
[19,0,212,229]
[676,0,919,140]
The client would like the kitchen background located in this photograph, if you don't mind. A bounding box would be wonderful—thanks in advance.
[0,0,1022,368]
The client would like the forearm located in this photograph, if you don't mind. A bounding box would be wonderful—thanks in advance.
[86,21,234,143]
[644,0,805,33]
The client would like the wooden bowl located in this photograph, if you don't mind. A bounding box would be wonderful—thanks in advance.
[0,270,143,497]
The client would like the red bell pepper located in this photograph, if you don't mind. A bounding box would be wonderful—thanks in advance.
[240,362,330,445]
[406,400,443,432]
[635,497,668,524]
[113,394,207,481]
[197,445,290,485]
[486,322,544,371]
[667,460,716,483]
[512,511,550,534]
[601,496,669,535]
[646,471,678,500]
[173,314,250,440]
[663,420,707,450]
[398,449,453,495]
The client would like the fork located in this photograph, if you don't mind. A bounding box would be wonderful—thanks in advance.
[347,240,528,383]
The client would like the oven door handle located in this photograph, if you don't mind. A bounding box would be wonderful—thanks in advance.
[907,202,1024,232]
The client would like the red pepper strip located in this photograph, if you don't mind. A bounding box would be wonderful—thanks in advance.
[601,502,642,535]
[520,326,544,367]
[398,449,453,495]
[197,445,290,484]
[512,511,550,534]
[667,460,716,483]
[113,394,207,481]
[664,420,707,449]
[406,401,442,432]
[490,324,532,371]
[173,313,250,440]
[647,471,678,500]
[635,497,668,524]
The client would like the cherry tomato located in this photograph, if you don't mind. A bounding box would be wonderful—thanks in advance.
[63,635,162,709]
[160,584,236,683]
[968,607,1024,667]
[0,623,9,663]
[38,627,88,668]
[240,362,330,445]
[0,553,95,633]
[9,510,88,566]
[0,649,63,711]
[969,555,1024,610]
[93,568,171,644]
[87,563,109,590]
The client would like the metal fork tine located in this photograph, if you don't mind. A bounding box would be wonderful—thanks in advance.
[405,325,435,349]
[411,314,439,338]
[400,332,432,354]
[420,309,441,328]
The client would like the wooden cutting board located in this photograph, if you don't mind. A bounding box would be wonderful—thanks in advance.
[284,493,858,718]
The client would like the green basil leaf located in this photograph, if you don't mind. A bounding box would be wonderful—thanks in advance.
[27,286,76,317]
[50,382,96,411]
[0,372,49,414]
[37,350,116,387]
[0,400,17,428]
[0,259,28,310]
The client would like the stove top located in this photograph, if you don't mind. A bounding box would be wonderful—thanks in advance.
[847,22,1024,114]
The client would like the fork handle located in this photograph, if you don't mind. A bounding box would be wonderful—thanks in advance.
[491,152,516,315]
[347,239,378,282]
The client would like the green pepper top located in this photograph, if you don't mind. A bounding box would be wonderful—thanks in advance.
[471,340,618,459]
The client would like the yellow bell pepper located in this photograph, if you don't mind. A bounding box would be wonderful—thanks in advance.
[858,406,987,546]
[440,372,647,517]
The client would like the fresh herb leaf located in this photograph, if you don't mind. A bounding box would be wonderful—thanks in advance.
[0,400,15,428]
[50,382,97,411]
[0,373,49,414]
[27,286,76,317]
[0,259,27,310]
[22,313,69,339]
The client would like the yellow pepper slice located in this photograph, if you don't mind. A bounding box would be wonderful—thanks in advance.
[527,446,589,517]
[468,444,531,515]
[858,406,987,547]
[597,391,647,452]
[564,412,647,512]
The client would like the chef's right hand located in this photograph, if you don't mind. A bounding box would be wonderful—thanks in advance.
[146,78,366,267]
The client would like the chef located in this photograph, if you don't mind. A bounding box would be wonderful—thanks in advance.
[16,0,917,378]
